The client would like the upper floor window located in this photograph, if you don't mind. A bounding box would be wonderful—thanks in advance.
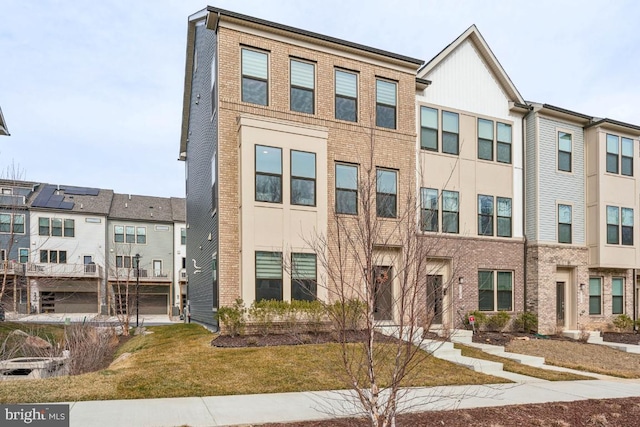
[291,253,317,301]
[291,150,316,206]
[420,188,438,232]
[496,122,512,164]
[376,169,397,218]
[0,249,4,261]
[477,118,494,160]
[478,195,494,236]
[255,145,282,203]
[40,249,66,264]
[558,131,572,172]
[335,70,357,122]
[376,79,396,129]
[622,137,634,176]
[19,248,28,263]
[607,205,634,245]
[241,48,268,106]
[210,53,217,115]
[38,217,73,237]
[442,111,459,155]
[558,204,572,244]
[255,251,283,301]
[114,225,146,244]
[290,59,314,114]
[212,150,217,212]
[420,106,438,151]
[496,197,512,237]
[1,188,12,195]
[606,134,633,176]
[442,191,460,234]
[64,219,75,237]
[606,134,619,174]
[335,163,358,215]
[0,213,24,234]
[181,228,186,245]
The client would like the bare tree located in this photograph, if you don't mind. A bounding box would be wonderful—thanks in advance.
[109,245,137,335]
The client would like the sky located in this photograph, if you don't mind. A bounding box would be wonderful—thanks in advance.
[1,1,639,198]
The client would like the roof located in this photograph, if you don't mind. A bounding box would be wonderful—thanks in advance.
[170,197,186,222]
[29,183,114,215]
[0,107,9,136]
[530,102,640,132]
[585,118,640,134]
[418,25,525,104]
[109,193,174,222]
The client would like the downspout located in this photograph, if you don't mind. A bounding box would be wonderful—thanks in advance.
[522,113,528,313]
[634,268,637,331]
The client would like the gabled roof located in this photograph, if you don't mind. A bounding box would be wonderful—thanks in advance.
[0,107,9,136]
[170,197,186,222]
[109,193,174,222]
[418,25,524,104]
[29,183,114,215]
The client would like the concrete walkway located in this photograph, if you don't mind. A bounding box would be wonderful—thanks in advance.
[5,312,180,326]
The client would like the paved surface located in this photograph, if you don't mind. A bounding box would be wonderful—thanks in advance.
[5,312,181,326]
[66,379,640,427]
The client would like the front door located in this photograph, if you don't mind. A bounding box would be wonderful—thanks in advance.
[84,256,95,273]
[556,281,565,327]
[427,275,443,324]
[153,260,162,277]
[373,266,393,321]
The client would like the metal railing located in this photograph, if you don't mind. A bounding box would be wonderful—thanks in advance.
[110,268,172,282]
[26,262,104,278]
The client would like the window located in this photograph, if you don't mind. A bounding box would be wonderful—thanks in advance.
[496,197,512,237]
[442,111,459,155]
[39,250,67,264]
[612,277,624,314]
[125,226,135,243]
[241,48,268,105]
[255,145,282,203]
[606,134,619,174]
[376,79,396,129]
[291,151,316,206]
[558,204,572,243]
[114,225,124,243]
[181,228,186,245]
[290,59,314,114]
[589,277,602,315]
[335,70,357,122]
[19,248,28,263]
[607,206,634,245]
[154,225,170,231]
[442,191,459,234]
[0,214,10,233]
[558,132,572,172]
[255,251,282,301]
[1,188,11,195]
[51,218,62,236]
[0,249,5,262]
[291,253,317,301]
[622,137,633,176]
[496,123,512,164]
[212,151,217,212]
[622,208,634,245]
[336,163,357,214]
[421,106,438,151]
[116,256,132,268]
[210,53,216,114]
[39,217,49,236]
[12,214,24,234]
[478,271,513,311]
[376,169,397,218]
[63,219,74,237]
[420,188,438,232]
[85,217,101,223]
[136,227,146,244]
[478,195,494,236]
[477,118,493,160]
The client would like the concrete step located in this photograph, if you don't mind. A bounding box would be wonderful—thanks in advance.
[499,351,545,367]
[448,329,473,343]
[375,325,423,344]
[435,353,504,373]
[587,331,603,344]
[419,339,460,357]
[562,330,585,340]
[599,341,640,354]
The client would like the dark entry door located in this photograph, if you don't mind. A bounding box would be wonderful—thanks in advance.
[374,266,393,321]
[427,275,443,324]
[556,281,565,327]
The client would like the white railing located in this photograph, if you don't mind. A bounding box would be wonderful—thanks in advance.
[110,268,172,281]
[26,263,103,278]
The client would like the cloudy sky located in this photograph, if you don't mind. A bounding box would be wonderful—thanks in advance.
[1,1,638,197]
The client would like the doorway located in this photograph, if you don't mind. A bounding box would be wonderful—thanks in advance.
[556,281,565,327]
[373,266,393,321]
[427,275,444,324]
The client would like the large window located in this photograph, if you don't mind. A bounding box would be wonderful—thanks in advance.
[478,270,513,311]
[442,191,459,234]
[477,118,493,160]
[420,188,438,232]
[421,106,438,151]
[558,132,572,172]
[0,214,9,233]
[291,151,316,206]
[589,277,602,315]
[241,48,268,105]
[291,253,317,301]
[336,163,358,215]
[612,277,624,314]
[376,169,397,218]
[0,213,24,234]
[607,134,634,176]
[607,206,634,245]
[40,250,67,264]
[64,219,74,237]
[558,204,572,244]
[114,225,146,244]
[335,70,357,122]
[255,251,282,301]
[478,195,494,236]
[442,111,459,155]
[376,79,396,129]
[606,134,619,174]
[290,59,314,114]
[496,197,512,237]
[496,122,512,164]
[38,217,73,237]
[255,145,282,203]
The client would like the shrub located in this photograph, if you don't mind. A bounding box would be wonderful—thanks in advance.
[613,314,634,332]
[487,311,511,331]
[291,299,326,334]
[328,299,366,331]
[217,298,246,337]
[465,310,488,330]
[248,299,284,336]
[514,311,538,333]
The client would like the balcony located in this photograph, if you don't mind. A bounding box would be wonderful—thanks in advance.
[0,261,25,275]
[110,268,172,283]
[26,263,104,278]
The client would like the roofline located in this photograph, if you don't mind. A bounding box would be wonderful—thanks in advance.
[585,118,640,133]
[541,103,592,121]
[0,107,9,136]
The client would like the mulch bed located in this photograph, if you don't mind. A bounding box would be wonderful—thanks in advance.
[212,331,398,348]
[602,332,640,346]
[471,331,577,346]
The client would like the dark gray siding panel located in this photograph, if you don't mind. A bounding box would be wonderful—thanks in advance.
[185,24,219,327]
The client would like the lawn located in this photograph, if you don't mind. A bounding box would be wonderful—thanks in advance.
[0,324,509,403]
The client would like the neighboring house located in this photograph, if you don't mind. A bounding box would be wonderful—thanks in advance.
[171,197,186,315]
[0,107,9,136]
[179,7,423,327]
[525,104,640,333]
[0,180,37,311]
[107,194,177,316]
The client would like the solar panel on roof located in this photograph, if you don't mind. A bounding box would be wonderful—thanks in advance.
[31,185,75,210]
[60,185,99,196]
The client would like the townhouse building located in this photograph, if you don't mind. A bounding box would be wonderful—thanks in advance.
[171,197,187,316]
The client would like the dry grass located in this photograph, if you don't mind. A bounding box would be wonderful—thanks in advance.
[0,324,509,403]
[454,343,594,381]
[507,339,640,378]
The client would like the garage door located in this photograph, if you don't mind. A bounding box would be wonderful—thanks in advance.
[138,294,167,315]
[53,292,98,313]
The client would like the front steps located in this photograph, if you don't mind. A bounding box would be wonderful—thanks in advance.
[448,329,545,367]
[586,331,640,354]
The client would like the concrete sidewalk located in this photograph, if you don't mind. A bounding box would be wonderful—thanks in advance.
[5,312,180,326]
[67,379,640,427]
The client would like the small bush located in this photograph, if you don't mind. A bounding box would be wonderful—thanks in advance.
[328,299,366,331]
[217,298,246,337]
[248,299,283,336]
[465,310,488,330]
[487,311,511,331]
[613,314,634,332]
[514,311,538,333]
